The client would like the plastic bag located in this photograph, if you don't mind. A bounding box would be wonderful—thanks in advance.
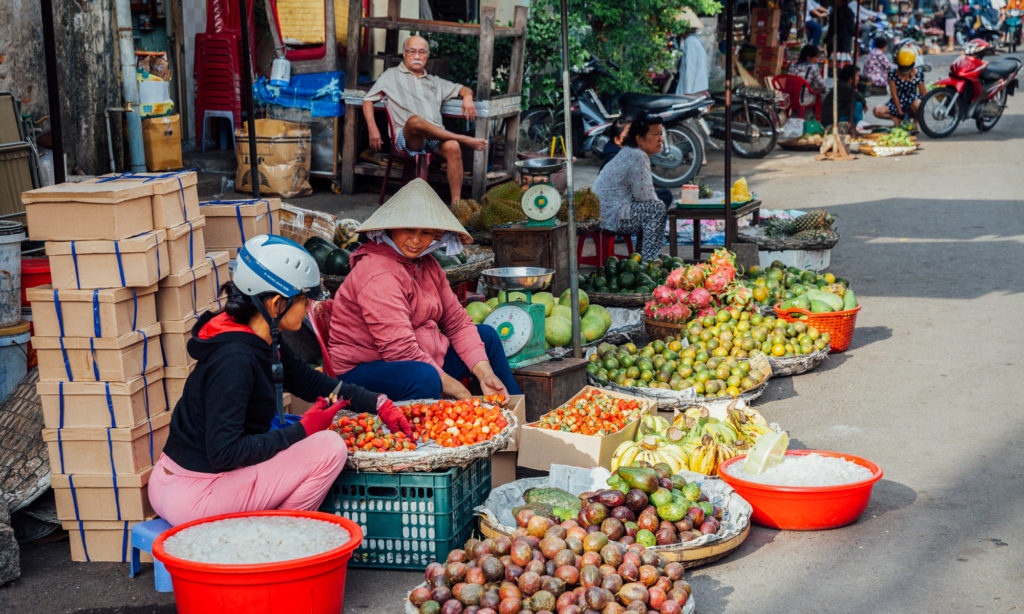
[780,117,804,140]
[802,118,825,136]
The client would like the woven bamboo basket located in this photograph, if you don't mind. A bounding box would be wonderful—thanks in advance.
[644,316,690,340]
[444,245,494,286]
[589,291,652,308]
[767,345,830,376]
[737,225,840,251]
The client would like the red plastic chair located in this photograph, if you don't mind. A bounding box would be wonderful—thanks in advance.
[306,298,336,377]
[577,230,634,266]
[770,75,822,120]
[378,94,434,204]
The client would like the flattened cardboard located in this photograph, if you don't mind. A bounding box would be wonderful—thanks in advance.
[164,364,195,408]
[204,250,230,310]
[42,411,172,475]
[161,312,198,367]
[155,261,214,321]
[52,468,155,521]
[46,230,168,289]
[38,371,167,429]
[516,386,656,472]
[34,322,164,383]
[91,171,200,228]
[165,218,207,275]
[62,519,153,562]
[200,198,282,257]
[24,181,155,241]
[491,451,518,489]
[501,394,526,453]
[27,284,158,338]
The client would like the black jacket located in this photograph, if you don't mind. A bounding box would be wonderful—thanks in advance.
[162,310,379,473]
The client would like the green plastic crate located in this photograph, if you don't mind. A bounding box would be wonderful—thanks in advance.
[319,457,492,569]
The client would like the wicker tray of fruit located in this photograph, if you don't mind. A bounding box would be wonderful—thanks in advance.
[444,245,494,286]
[766,344,830,377]
[589,290,653,308]
[330,397,516,473]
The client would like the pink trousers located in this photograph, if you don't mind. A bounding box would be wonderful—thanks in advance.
[148,430,348,526]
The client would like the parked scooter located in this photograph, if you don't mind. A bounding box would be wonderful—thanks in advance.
[956,3,1002,46]
[1004,8,1022,53]
[918,38,1022,137]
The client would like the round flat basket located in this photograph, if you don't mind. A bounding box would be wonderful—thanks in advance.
[644,316,689,340]
[778,138,823,151]
[767,345,830,376]
[405,581,697,613]
[738,225,840,251]
[336,401,517,473]
[589,291,652,308]
[444,245,494,286]
[653,522,750,567]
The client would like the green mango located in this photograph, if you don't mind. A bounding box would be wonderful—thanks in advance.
[649,488,674,508]
[682,482,702,502]
[809,299,833,313]
[656,502,688,522]
[616,466,660,493]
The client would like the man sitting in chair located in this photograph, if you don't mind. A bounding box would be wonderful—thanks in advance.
[362,35,488,204]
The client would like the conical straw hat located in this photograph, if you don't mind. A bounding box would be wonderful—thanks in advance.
[358,179,470,239]
[676,8,703,29]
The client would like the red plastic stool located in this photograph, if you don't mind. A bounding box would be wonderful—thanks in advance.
[577,230,634,266]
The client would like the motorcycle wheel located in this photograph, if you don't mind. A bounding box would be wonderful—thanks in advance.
[975,88,1008,132]
[730,107,779,159]
[918,87,961,138]
[520,107,560,150]
[650,124,704,188]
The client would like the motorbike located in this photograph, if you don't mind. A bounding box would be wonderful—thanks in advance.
[697,86,782,159]
[956,4,1002,46]
[1004,8,1022,53]
[859,17,897,55]
[918,38,1022,137]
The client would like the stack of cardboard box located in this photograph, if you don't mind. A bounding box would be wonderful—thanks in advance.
[751,8,785,81]
[23,177,174,562]
[199,198,283,259]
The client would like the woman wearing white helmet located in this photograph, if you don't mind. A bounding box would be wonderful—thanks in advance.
[149,234,410,526]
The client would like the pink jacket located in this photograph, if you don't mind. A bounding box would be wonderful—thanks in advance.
[327,242,488,377]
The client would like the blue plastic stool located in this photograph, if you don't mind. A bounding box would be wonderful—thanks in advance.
[130,518,174,592]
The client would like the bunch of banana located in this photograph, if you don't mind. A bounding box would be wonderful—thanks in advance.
[611,436,688,473]
[726,399,774,445]
[671,410,741,445]
[635,413,672,441]
[686,435,720,475]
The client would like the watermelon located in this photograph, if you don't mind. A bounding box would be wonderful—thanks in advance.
[322,248,351,276]
[303,236,337,269]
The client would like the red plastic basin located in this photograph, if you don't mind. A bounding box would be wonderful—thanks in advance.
[718,450,883,530]
[21,258,51,305]
[152,510,363,614]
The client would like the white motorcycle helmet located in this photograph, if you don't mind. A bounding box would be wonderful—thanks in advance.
[233,234,329,301]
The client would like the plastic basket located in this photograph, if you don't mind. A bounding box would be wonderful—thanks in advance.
[318,457,492,569]
[773,303,861,352]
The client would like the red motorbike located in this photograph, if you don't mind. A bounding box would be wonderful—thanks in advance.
[918,39,1022,138]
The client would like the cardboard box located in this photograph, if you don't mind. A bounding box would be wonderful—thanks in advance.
[23,181,155,241]
[516,386,656,472]
[751,7,781,32]
[34,322,163,383]
[43,410,172,475]
[52,468,155,521]
[164,364,195,408]
[491,451,518,488]
[750,31,777,47]
[27,284,158,338]
[161,312,203,367]
[62,520,153,562]
[165,218,207,275]
[46,230,168,290]
[200,198,282,257]
[156,261,215,321]
[501,394,526,452]
[756,45,786,75]
[38,371,167,429]
[204,250,230,310]
[90,170,201,228]
[141,114,183,172]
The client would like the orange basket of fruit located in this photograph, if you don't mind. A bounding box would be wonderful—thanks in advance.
[773,304,861,353]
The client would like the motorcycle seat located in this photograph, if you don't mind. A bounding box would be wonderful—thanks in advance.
[982,57,1022,81]
[619,92,708,112]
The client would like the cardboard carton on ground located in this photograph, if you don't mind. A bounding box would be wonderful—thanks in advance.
[34,322,163,383]
[491,451,518,488]
[140,114,184,172]
[161,312,201,367]
[516,386,656,472]
[751,7,781,32]
[90,170,201,228]
[42,411,172,475]
[156,261,214,321]
[165,218,207,275]
[62,520,153,562]
[164,364,195,408]
[27,284,158,339]
[46,230,168,290]
[52,468,155,521]
[200,198,282,257]
[501,394,526,452]
[204,250,230,311]
[37,371,167,429]
[23,181,154,241]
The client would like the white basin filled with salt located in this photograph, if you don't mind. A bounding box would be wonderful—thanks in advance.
[163,515,350,564]
[726,452,874,487]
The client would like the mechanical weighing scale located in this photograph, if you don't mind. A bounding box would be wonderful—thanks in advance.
[513,157,566,226]
[480,267,556,368]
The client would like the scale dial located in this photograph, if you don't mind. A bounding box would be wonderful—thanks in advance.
[484,304,535,357]
[521,184,562,222]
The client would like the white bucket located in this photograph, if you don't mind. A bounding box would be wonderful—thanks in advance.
[0,222,25,328]
[758,248,831,272]
[0,321,30,403]
[270,58,292,87]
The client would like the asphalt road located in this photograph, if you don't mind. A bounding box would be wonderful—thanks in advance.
[2,52,1022,614]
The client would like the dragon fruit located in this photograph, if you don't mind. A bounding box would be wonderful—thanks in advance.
[673,288,690,304]
[665,267,685,289]
[666,303,691,323]
[653,285,676,306]
[686,287,712,310]
[696,306,718,318]
[727,284,753,308]
[682,264,707,290]
[709,248,735,270]
[704,270,731,295]
[713,262,737,283]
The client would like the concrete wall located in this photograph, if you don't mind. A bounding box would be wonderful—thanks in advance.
[0,0,120,174]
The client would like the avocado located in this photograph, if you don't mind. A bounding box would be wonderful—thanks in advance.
[322,248,351,276]
[616,466,659,493]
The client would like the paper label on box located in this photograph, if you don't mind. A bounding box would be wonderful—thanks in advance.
[748,352,773,380]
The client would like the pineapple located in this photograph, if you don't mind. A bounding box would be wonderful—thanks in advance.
[765,217,795,238]
[730,177,752,202]
[790,228,834,240]
[791,209,834,232]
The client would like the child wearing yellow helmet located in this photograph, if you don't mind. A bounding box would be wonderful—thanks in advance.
[872,47,928,128]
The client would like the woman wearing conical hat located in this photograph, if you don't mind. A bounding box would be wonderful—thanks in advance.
[327,180,521,403]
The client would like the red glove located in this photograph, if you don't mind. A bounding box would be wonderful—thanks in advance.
[377,396,413,438]
[300,396,349,436]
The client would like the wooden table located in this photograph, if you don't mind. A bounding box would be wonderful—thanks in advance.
[667,199,762,261]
